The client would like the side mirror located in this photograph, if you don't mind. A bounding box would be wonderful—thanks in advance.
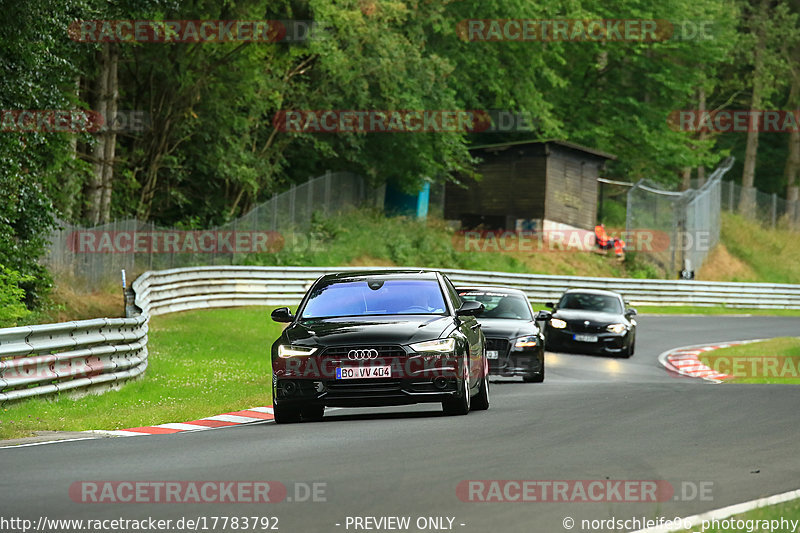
[545,302,555,309]
[625,308,637,318]
[271,307,295,323]
[536,310,552,321]
[456,300,484,317]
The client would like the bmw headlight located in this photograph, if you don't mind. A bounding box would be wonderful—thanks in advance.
[514,335,539,348]
[607,323,627,334]
[278,345,318,358]
[550,318,567,329]
[410,338,455,353]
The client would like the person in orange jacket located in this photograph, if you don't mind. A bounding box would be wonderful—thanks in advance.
[594,223,612,250]
[614,237,626,259]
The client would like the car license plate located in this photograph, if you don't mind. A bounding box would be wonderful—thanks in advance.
[336,366,391,379]
[573,334,598,343]
[486,350,500,359]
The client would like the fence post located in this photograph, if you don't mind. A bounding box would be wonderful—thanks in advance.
[771,193,777,228]
[307,176,313,217]
[728,181,734,211]
[271,193,277,231]
[324,170,332,216]
[289,184,296,227]
[232,216,237,265]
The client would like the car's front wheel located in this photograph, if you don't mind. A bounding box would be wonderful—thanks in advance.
[471,376,490,411]
[622,337,635,358]
[442,375,471,416]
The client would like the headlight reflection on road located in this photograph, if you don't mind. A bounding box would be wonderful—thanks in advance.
[543,352,624,374]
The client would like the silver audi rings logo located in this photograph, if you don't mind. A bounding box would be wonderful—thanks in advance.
[348,349,379,360]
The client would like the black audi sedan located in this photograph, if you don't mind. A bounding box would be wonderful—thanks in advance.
[457,287,545,383]
[269,270,489,423]
[538,288,637,357]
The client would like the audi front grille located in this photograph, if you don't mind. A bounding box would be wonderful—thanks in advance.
[321,345,407,360]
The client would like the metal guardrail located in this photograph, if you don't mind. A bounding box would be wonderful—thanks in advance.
[0,315,149,403]
[132,266,800,313]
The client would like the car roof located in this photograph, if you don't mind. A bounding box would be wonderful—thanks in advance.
[456,286,528,296]
[317,269,441,282]
[561,288,623,299]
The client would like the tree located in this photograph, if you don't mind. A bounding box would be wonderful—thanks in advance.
[737,0,798,215]
[0,0,93,307]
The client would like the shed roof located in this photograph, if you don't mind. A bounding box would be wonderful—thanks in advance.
[469,139,617,161]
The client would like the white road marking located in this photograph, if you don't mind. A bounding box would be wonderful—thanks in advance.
[631,487,800,533]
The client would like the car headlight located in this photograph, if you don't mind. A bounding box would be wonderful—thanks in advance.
[514,335,539,348]
[278,345,318,358]
[410,338,455,353]
[550,318,567,329]
[607,323,627,334]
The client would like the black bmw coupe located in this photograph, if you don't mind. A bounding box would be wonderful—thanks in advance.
[539,288,637,357]
[457,287,545,383]
[269,270,489,423]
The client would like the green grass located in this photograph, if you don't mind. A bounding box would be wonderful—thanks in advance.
[697,337,800,384]
[239,208,663,279]
[721,212,800,284]
[677,497,800,532]
[0,307,283,440]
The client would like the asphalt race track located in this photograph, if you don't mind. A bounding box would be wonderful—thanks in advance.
[2,315,799,533]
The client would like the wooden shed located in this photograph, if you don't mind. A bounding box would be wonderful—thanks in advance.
[444,140,616,231]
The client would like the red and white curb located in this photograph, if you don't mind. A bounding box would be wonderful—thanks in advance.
[90,406,274,437]
[658,340,763,383]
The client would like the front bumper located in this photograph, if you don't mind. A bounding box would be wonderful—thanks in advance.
[488,352,543,377]
[273,376,464,407]
[485,337,544,377]
[271,349,471,408]
[545,328,629,354]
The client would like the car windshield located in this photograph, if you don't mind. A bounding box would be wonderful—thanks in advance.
[300,278,448,319]
[458,291,532,320]
[558,293,622,314]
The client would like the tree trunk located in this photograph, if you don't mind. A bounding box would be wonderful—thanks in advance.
[784,96,800,229]
[99,43,118,224]
[84,44,109,225]
[696,87,706,187]
[680,167,692,191]
[64,76,81,221]
[739,0,768,218]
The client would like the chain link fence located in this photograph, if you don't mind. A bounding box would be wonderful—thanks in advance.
[626,157,734,278]
[719,181,800,229]
[44,171,381,288]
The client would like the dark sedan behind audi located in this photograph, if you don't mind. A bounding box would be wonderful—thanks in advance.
[539,288,637,357]
[457,287,545,382]
[269,270,489,423]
